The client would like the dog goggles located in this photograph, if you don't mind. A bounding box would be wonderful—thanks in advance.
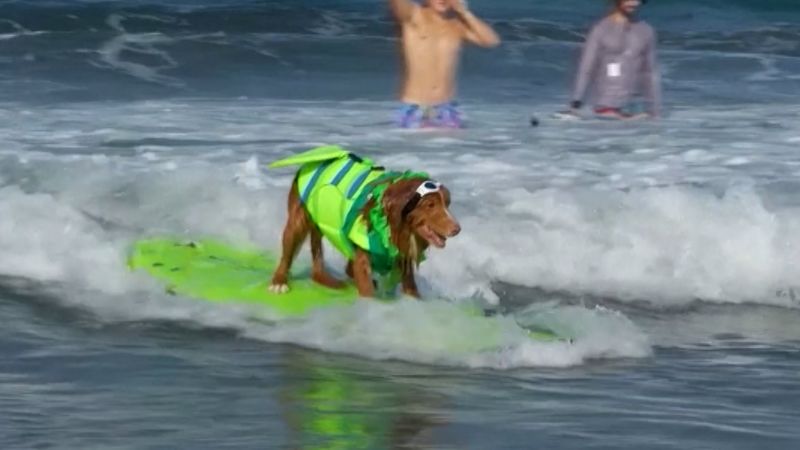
[401,180,443,219]
[416,180,442,197]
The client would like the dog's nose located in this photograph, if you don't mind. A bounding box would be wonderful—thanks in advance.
[449,223,461,237]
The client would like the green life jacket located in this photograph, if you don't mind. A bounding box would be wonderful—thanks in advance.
[270,145,429,276]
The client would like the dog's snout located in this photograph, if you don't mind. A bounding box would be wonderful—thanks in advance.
[449,222,461,237]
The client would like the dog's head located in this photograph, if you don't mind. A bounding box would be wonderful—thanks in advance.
[381,178,461,250]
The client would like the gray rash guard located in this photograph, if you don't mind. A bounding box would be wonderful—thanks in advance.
[572,15,661,115]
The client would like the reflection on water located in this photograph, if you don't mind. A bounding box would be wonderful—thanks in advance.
[278,350,449,450]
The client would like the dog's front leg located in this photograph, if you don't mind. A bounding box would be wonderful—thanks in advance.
[270,186,310,294]
[401,261,420,299]
[352,248,375,298]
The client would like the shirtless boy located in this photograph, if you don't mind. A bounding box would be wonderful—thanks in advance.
[389,0,500,128]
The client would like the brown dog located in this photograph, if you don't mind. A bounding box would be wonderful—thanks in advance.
[269,154,460,299]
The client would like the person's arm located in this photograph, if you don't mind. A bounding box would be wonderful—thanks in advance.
[570,24,602,110]
[642,28,661,117]
[389,0,416,22]
[452,0,500,48]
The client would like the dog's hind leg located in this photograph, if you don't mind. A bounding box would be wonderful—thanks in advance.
[310,226,344,289]
[270,185,309,293]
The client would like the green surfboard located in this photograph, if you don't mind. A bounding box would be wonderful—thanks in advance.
[128,237,362,317]
[127,237,566,342]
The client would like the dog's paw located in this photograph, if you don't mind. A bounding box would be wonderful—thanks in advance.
[269,283,289,294]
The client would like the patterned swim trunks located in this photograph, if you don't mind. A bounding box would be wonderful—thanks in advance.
[396,102,464,129]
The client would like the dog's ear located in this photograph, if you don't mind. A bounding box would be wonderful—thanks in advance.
[381,179,424,224]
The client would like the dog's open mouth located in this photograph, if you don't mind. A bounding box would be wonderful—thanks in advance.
[418,225,447,248]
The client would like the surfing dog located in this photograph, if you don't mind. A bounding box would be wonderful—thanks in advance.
[268,147,461,298]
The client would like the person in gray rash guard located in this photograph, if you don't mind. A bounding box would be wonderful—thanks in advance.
[566,0,661,120]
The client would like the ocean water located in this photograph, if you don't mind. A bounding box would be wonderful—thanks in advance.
[1,0,800,448]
